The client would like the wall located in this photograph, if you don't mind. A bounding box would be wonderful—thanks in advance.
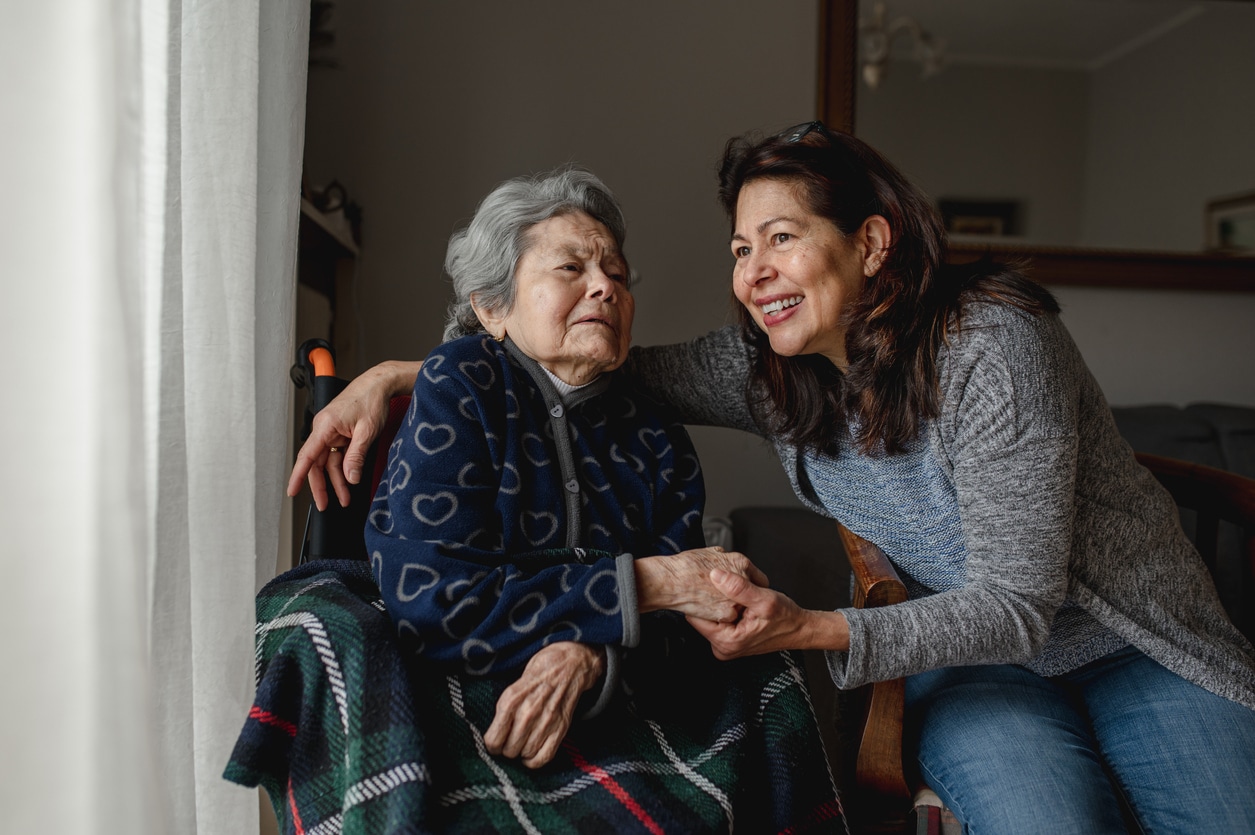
[1064,3,1255,407]
[1051,285,1255,406]
[1064,3,1255,406]
[857,62,1090,247]
[1081,4,1255,251]
[856,6,1255,409]
[302,0,820,515]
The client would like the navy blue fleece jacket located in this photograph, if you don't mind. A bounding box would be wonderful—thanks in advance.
[365,334,705,680]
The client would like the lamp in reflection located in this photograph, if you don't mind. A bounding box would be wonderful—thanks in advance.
[859,0,946,89]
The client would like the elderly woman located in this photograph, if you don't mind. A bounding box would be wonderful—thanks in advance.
[294,126,1255,833]
[275,166,841,834]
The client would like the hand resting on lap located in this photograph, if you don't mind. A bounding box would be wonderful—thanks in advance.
[485,641,605,769]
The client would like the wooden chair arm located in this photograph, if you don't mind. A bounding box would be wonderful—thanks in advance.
[841,523,909,609]
[837,522,912,829]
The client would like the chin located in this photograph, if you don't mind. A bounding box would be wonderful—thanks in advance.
[587,355,622,375]
[561,354,618,380]
[766,337,802,358]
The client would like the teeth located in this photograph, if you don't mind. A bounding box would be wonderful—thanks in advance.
[761,296,802,315]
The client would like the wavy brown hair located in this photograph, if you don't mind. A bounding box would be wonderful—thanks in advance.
[718,125,1058,456]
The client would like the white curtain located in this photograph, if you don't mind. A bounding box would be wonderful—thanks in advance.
[1,2,307,833]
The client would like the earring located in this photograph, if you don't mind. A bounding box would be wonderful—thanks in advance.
[494,331,506,343]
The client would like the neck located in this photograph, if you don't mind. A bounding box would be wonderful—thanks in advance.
[821,350,849,372]
[540,364,596,401]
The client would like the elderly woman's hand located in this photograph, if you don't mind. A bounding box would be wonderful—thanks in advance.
[635,547,770,623]
[286,360,422,510]
[484,641,605,769]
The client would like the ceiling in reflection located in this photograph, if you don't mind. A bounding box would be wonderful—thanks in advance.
[854,0,1254,254]
[876,0,1211,69]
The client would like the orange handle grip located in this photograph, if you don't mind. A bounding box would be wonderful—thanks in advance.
[309,347,336,378]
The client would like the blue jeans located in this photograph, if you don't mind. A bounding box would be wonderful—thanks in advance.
[905,646,1255,834]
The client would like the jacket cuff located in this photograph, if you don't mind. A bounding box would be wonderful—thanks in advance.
[577,646,620,720]
[615,552,640,648]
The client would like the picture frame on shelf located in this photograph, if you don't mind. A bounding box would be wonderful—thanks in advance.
[938,198,1021,238]
[1206,190,1255,253]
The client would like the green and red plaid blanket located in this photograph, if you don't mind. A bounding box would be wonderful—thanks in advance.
[225,560,846,834]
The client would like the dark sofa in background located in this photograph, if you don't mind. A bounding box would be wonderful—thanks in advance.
[1110,403,1255,478]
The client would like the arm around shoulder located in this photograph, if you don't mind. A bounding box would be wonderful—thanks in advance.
[625,326,760,433]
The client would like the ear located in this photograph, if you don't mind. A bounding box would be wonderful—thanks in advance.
[470,294,507,339]
[857,215,893,276]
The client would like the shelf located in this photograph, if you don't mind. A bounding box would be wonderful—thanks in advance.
[947,242,1255,293]
[300,197,358,257]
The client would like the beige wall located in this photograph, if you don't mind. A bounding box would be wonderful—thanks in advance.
[302,0,819,515]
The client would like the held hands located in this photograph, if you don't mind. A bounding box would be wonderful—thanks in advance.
[685,569,850,660]
[286,360,421,510]
[484,641,605,769]
[635,547,770,623]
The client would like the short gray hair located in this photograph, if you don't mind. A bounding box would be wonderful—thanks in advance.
[442,166,634,342]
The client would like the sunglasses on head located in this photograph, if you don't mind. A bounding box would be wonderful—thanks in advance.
[777,120,835,143]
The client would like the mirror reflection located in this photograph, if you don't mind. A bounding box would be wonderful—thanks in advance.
[853,0,1255,253]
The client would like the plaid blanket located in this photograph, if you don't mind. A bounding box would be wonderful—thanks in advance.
[225,560,846,834]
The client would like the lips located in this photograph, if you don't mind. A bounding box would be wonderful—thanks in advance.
[574,307,619,332]
[757,294,803,324]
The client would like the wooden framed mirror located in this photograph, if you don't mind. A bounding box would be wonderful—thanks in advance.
[817,0,1255,292]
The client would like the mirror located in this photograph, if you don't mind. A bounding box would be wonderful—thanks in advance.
[819,0,1255,291]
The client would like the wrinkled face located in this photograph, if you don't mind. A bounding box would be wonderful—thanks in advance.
[477,212,635,385]
[730,179,871,369]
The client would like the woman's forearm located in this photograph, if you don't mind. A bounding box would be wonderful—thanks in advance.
[371,359,424,396]
[799,609,850,653]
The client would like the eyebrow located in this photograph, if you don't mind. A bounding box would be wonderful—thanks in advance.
[552,242,623,261]
[730,215,806,242]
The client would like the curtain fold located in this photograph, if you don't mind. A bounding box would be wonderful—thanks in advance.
[151,1,308,832]
[2,2,307,833]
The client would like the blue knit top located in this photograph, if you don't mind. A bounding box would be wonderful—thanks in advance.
[803,424,1127,676]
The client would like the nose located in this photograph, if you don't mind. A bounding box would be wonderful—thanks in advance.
[586,264,618,300]
[737,248,774,292]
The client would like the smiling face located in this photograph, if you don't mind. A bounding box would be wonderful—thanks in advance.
[731,178,885,369]
[475,211,635,385]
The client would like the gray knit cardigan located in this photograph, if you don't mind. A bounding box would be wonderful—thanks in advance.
[627,302,1255,710]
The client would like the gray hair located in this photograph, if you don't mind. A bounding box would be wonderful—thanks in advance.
[442,166,634,342]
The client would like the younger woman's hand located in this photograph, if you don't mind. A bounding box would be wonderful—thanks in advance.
[287,360,422,509]
[685,569,850,658]
[484,642,605,769]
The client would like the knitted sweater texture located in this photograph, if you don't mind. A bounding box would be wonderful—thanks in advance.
[366,334,705,681]
[627,303,1255,709]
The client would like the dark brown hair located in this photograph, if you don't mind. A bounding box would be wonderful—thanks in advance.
[718,126,1058,456]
